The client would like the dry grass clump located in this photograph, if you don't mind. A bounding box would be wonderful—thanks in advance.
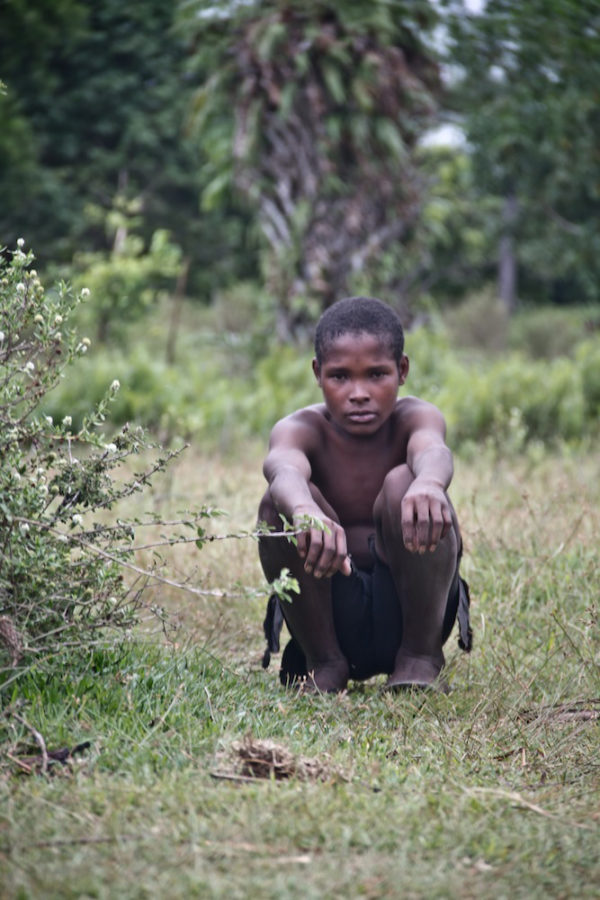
[217,735,336,782]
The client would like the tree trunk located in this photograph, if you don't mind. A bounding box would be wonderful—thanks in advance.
[498,192,518,313]
[166,256,191,365]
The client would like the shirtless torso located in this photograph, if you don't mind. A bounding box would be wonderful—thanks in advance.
[264,394,443,569]
[291,400,420,567]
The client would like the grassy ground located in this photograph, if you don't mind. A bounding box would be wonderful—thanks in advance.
[1,444,599,898]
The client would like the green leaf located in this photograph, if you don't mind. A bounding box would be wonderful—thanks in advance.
[322,64,346,104]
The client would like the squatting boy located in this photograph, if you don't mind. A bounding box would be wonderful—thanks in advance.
[259,296,471,693]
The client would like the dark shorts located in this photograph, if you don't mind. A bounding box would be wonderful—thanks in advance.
[262,542,472,685]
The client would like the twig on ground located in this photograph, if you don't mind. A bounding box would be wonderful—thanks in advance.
[519,698,600,724]
[138,682,185,747]
[210,770,268,784]
[468,787,593,831]
[11,712,49,774]
[6,752,35,774]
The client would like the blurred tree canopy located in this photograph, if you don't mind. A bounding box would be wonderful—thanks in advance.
[0,0,258,297]
[0,0,599,330]
[447,0,600,305]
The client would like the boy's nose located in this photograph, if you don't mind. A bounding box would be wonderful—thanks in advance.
[349,380,370,401]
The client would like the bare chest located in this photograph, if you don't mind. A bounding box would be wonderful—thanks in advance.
[310,431,406,527]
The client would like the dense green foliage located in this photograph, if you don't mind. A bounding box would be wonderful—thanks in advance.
[39,296,600,452]
[0,0,258,297]
[2,0,600,317]
[447,0,600,304]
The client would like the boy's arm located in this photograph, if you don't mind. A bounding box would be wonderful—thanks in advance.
[402,404,454,554]
[263,417,351,578]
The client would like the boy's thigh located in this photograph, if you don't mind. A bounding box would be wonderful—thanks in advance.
[331,554,461,680]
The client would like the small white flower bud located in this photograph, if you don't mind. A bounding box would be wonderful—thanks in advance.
[16,282,25,293]
[54,314,63,325]
[24,361,35,372]
[19,523,30,534]
[82,337,91,346]
[104,443,117,453]
[110,379,120,392]
[72,514,83,526]
[44,415,53,426]
[34,314,44,324]
[17,238,25,248]
[81,287,90,298]
[62,415,72,427]
[0,331,5,342]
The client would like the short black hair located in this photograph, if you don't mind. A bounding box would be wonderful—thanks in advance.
[314,296,405,365]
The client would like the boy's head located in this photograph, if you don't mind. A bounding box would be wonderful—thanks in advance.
[314,296,405,369]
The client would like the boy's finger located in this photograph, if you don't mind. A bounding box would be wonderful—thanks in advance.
[340,555,352,576]
[304,528,335,578]
[296,531,309,558]
[401,499,417,550]
[429,505,453,551]
[303,526,327,573]
[415,500,431,551]
[315,526,347,578]
[428,501,444,548]
[313,539,336,578]
[333,527,349,574]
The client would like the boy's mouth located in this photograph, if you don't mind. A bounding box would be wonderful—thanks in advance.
[346,410,377,423]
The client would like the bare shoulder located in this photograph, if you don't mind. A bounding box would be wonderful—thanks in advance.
[263,405,327,482]
[394,395,447,437]
[268,404,327,451]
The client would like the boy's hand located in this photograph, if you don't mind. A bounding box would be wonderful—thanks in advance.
[292,508,352,578]
[401,481,453,554]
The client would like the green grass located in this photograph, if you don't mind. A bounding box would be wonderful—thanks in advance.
[1,446,599,898]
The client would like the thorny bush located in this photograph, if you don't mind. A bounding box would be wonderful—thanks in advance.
[0,242,193,691]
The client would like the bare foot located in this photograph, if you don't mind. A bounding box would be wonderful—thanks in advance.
[385,651,449,693]
[299,659,349,694]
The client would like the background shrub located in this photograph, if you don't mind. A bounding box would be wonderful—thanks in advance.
[39,300,600,453]
[0,244,184,684]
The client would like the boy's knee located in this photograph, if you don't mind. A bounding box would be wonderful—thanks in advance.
[258,490,281,529]
[382,464,414,499]
[373,464,414,523]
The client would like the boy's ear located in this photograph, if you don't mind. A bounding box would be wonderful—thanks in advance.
[312,358,322,385]
[398,354,409,385]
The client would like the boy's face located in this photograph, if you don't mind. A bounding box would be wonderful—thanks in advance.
[312,331,408,436]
